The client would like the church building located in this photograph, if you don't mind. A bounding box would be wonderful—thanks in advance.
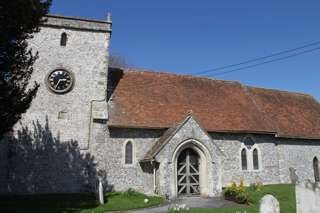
[1,14,320,198]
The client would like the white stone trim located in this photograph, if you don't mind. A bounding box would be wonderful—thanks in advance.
[239,135,263,172]
[171,139,213,198]
[122,139,136,167]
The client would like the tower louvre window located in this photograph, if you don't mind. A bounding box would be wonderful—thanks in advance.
[60,32,67,46]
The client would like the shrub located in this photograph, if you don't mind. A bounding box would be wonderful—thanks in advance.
[224,180,248,204]
[249,181,264,192]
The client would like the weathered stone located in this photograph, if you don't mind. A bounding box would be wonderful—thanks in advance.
[0,15,111,194]
[44,14,112,32]
[296,181,320,213]
[259,194,280,213]
[289,167,299,184]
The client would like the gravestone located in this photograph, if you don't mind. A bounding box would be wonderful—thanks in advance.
[259,194,280,213]
[296,181,320,213]
[98,178,104,204]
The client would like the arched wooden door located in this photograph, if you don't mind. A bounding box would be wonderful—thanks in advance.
[313,157,319,182]
[177,148,200,196]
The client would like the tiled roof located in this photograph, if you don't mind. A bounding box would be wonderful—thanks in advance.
[108,68,320,140]
[143,127,177,161]
[246,87,320,139]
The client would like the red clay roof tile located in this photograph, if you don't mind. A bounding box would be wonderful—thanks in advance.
[246,87,320,139]
[108,68,320,139]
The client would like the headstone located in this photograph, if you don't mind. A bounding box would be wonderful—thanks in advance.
[259,194,280,213]
[289,167,299,184]
[296,181,320,213]
[98,178,104,204]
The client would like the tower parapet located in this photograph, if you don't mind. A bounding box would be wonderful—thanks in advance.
[44,14,112,33]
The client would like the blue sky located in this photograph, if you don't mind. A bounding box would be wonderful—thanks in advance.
[51,0,320,100]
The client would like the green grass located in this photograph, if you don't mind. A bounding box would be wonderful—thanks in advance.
[0,185,295,213]
[0,190,165,213]
[173,184,296,213]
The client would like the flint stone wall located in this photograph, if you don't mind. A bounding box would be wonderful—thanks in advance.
[0,16,111,194]
[212,133,281,186]
[91,128,164,195]
[20,22,110,149]
[97,127,320,197]
[277,140,320,183]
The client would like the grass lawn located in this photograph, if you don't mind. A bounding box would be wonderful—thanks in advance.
[176,184,296,213]
[0,184,295,213]
[0,190,164,213]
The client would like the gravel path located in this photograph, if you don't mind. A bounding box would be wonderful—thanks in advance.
[118,196,244,213]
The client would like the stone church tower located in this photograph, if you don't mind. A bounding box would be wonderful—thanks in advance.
[23,14,112,149]
[0,15,112,194]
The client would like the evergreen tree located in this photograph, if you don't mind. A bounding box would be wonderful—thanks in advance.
[0,0,52,138]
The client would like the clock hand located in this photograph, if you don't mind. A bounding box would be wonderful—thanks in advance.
[55,79,62,89]
[55,79,67,89]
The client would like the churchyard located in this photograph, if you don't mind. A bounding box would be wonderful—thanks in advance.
[0,184,296,213]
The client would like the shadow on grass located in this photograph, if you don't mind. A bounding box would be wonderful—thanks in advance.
[0,117,114,212]
[0,191,165,213]
[0,193,99,213]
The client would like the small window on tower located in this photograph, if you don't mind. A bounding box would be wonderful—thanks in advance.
[60,32,67,46]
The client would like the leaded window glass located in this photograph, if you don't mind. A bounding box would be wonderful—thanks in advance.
[241,148,247,170]
[244,137,254,149]
[314,157,319,182]
[253,148,259,170]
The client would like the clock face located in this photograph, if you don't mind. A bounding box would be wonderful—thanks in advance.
[47,69,74,93]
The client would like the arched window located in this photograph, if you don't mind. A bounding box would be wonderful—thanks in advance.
[125,141,133,164]
[253,148,259,170]
[60,32,67,46]
[241,148,247,170]
[313,157,319,182]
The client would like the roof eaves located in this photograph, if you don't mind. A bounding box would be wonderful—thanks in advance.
[275,134,320,140]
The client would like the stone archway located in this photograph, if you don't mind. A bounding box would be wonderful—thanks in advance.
[177,148,200,196]
[173,140,210,197]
